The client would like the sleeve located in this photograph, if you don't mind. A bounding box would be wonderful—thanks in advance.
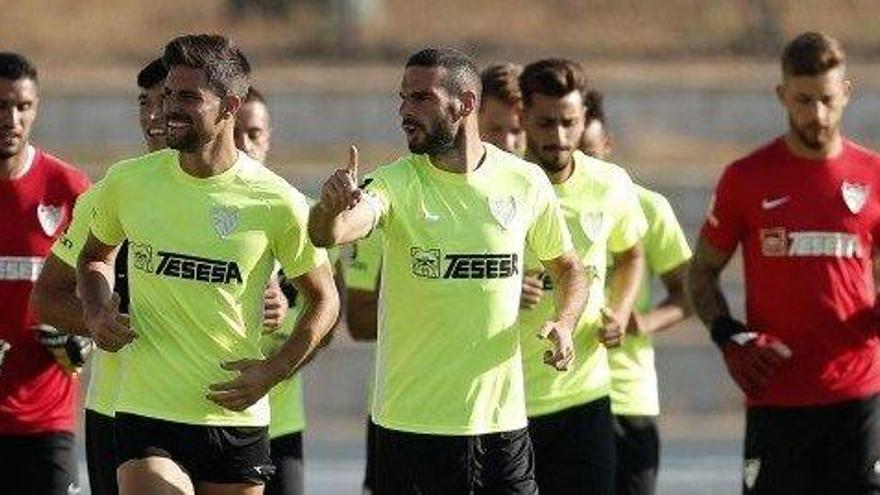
[51,184,102,267]
[643,194,692,275]
[700,165,745,253]
[344,231,382,291]
[89,172,126,246]
[272,187,329,280]
[608,176,648,253]
[361,172,392,229]
[526,174,574,262]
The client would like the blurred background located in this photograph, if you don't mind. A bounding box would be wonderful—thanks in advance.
[6,1,880,493]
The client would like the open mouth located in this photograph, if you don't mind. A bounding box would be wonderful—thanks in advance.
[147,127,166,137]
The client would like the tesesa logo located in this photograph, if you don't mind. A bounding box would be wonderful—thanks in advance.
[131,242,243,284]
[759,228,862,258]
[410,247,518,280]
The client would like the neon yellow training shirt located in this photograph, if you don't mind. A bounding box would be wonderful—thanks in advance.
[89,149,327,427]
[518,151,647,417]
[345,230,382,292]
[609,185,691,416]
[363,143,573,435]
[51,182,120,417]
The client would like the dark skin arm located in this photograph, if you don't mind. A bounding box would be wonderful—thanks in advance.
[77,232,136,352]
[33,253,114,337]
[345,288,378,341]
[628,262,692,336]
[685,237,734,327]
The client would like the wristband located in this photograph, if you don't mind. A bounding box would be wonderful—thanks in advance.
[710,316,751,348]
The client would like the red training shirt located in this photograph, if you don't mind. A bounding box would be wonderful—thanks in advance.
[0,146,90,434]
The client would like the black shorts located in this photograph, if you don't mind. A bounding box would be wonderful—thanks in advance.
[613,414,659,495]
[528,396,616,495]
[375,423,538,494]
[266,431,304,495]
[86,409,119,495]
[115,412,273,485]
[743,392,880,494]
[364,416,378,493]
[0,431,78,495]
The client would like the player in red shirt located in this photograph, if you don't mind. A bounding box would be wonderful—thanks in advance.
[0,52,91,494]
[688,32,880,494]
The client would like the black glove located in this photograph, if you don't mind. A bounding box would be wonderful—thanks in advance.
[34,324,93,374]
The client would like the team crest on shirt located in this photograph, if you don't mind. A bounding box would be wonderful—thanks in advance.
[489,196,517,230]
[842,182,869,214]
[580,211,604,242]
[211,205,239,238]
[36,203,64,236]
[743,458,761,490]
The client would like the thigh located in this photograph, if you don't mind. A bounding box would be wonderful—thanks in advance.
[529,398,616,495]
[742,406,813,495]
[478,427,538,495]
[614,415,659,495]
[14,432,79,495]
[818,394,880,494]
[86,409,120,495]
[265,432,304,495]
[118,456,194,495]
[375,424,470,495]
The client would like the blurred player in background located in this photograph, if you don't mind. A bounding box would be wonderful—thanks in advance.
[517,58,646,494]
[77,34,338,495]
[310,47,587,494]
[688,31,880,494]
[0,51,92,495]
[580,88,693,495]
[32,56,168,495]
[479,63,526,155]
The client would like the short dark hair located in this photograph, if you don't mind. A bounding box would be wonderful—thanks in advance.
[243,86,266,105]
[137,58,168,90]
[406,47,481,96]
[0,52,38,83]
[781,32,846,77]
[584,89,606,125]
[162,34,251,98]
[480,63,522,106]
[519,58,588,106]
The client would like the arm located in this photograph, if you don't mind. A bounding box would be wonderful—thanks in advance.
[600,243,646,347]
[76,232,135,351]
[346,288,378,341]
[208,262,340,411]
[31,253,92,336]
[685,237,734,327]
[538,251,588,371]
[629,261,692,336]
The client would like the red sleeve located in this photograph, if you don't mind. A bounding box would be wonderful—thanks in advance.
[700,164,745,253]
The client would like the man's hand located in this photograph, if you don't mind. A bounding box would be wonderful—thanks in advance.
[599,307,626,348]
[262,278,289,332]
[537,320,575,371]
[83,292,136,352]
[319,145,363,216]
[520,271,545,310]
[722,334,792,396]
[35,325,94,374]
[625,311,646,337]
[206,359,280,412]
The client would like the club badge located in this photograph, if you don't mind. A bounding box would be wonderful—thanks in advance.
[211,205,239,238]
[842,181,869,214]
[37,203,64,236]
[489,196,517,230]
[580,211,604,242]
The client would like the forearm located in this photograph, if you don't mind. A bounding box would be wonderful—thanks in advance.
[345,290,378,341]
[636,293,691,335]
[265,288,340,382]
[76,259,115,316]
[686,262,731,327]
[552,264,588,328]
[32,283,89,336]
[607,248,645,322]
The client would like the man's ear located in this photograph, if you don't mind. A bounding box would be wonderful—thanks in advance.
[458,90,478,118]
[223,93,243,118]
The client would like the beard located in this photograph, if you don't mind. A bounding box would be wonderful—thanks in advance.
[406,118,457,156]
[527,141,573,174]
[165,115,208,153]
[790,116,836,151]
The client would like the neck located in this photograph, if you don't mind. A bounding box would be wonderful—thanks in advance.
[178,129,238,178]
[429,120,484,174]
[0,144,30,179]
[784,131,844,161]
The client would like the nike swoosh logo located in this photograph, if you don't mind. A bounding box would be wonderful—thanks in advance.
[761,196,790,210]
